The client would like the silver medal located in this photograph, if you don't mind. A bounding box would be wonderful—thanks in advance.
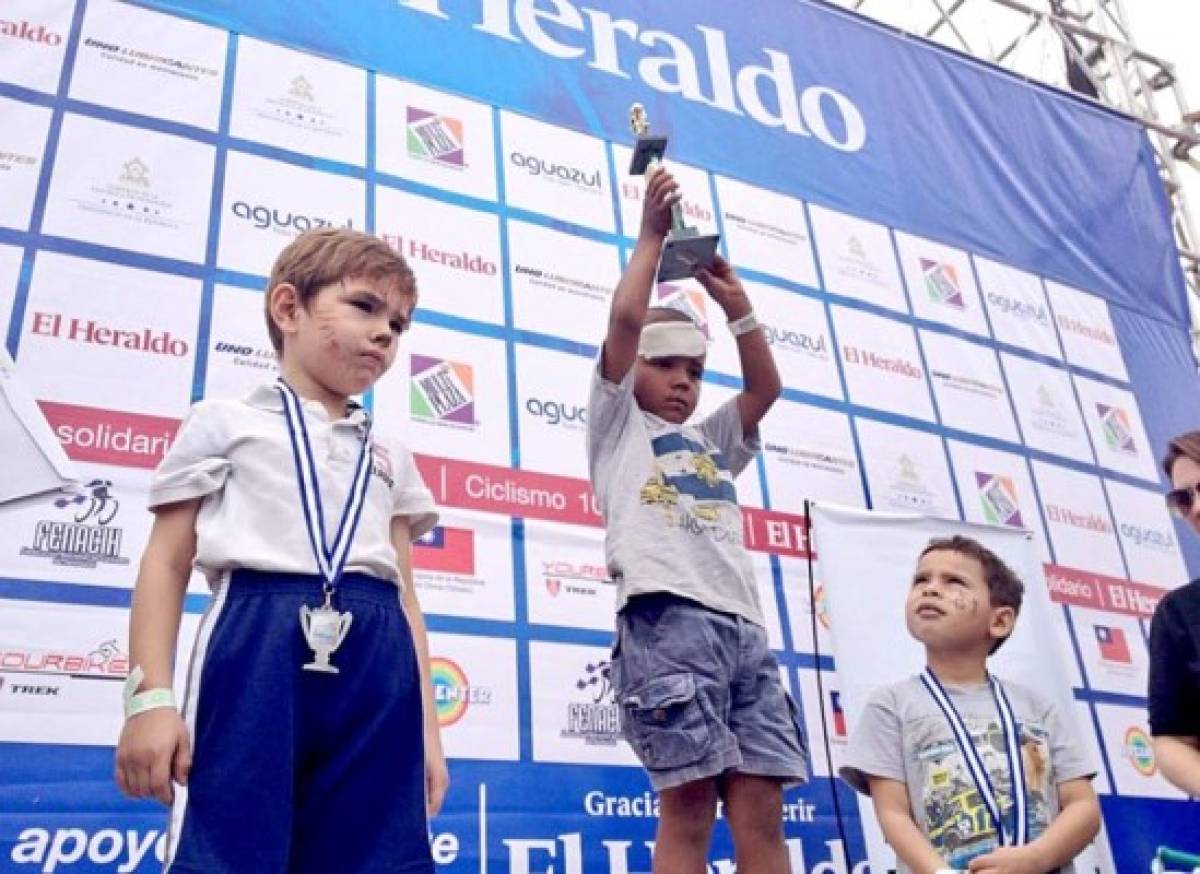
[300,586,353,673]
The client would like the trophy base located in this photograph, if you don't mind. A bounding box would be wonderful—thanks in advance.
[657,233,720,282]
[629,135,668,175]
[303,661,340,674]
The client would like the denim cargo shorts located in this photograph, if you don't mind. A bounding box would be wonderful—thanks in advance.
[610,592,809,791]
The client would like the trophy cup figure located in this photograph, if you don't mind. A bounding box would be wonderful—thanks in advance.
[300,597,353,674]
[628,103,720,282]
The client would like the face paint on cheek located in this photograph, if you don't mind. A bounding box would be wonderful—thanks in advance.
[949,593,980,614]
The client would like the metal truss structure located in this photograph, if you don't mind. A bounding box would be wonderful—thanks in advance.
[829,0,1200,342]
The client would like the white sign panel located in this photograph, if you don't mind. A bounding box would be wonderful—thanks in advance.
[203,284,277,402]
[524,519,615,632]
[1045,281,1129,382]
[230,37,366,165]
[1074,375,1158,483]
[218,150,365,277]
[809,204,906,313]
[411,509,515,623]
[760,401,863,512]
[976,257,1061,359]
[0,0,72,94]
[41,114,215,264]
[946,439,1050,562]
[1001,353,1092,464]
[855,419,958,518]
[1104,479,1189,591]
[714,176,818,288]
[832,306,934,421]
[611,146,716,240]
[500,111,613,233]
[0,98,51,232]
[428,632,519,762]
[376,186,504,327]
[71,0,227,130]
[376,76,498,202]
[920,330,1019,443]
[372,323,511,466]
[1031,460,1125,578]
[894,231,989,337]
[514,343,591,479]
[508,220,617,345]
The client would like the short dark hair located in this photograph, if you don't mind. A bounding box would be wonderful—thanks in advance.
[265,228,417,353]
[920,535,1024,653]
[1162,430,1200,479]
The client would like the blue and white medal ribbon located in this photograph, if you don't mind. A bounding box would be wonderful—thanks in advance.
[277,379,374,674]
[920,668,1029,847]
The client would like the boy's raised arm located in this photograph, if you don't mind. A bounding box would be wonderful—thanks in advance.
[600,165,679,384]
[695,255,782,438]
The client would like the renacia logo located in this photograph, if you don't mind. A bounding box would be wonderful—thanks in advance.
[30,312,190,357]
[975,471,1023,528]
[20,480,130,570]
[1096,403,1136,454]
[430,656,491,727]
[410,354,475,426]
[0,19,63,46]
[920,258,965,310]
[39,402,182,469]
[397,0,867,153]
[564,659,620,746]
[407,106,465,168]
[841,345,922,379]
[381,233,497,275]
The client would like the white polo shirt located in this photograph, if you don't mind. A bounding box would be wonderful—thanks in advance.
[148,384,437,590]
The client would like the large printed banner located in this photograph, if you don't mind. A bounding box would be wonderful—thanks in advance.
[1,0,1198,871]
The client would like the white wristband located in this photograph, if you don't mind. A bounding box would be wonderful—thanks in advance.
[727,310,759,337]
[123,665,176,719]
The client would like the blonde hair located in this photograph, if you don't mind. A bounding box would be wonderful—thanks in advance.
[265,228,417,352]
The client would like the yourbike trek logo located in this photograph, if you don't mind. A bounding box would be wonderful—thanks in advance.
[20,480,130,570]
[410,354,476,427]
[406,106,465,168]
[975,471,1023,528]
[919,258,965,310]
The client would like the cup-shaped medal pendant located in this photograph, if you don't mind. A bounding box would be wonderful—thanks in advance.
[300,601,352,674]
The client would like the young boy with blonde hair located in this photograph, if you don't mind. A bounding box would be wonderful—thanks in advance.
[115,228,447,873]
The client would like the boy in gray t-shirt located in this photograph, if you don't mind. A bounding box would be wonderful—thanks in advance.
[840,536,1100,874]
[586,165,807,872]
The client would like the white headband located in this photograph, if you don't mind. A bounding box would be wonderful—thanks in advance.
[638,321,707,359]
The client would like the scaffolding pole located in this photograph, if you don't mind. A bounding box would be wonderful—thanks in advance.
[830,0,1200,355]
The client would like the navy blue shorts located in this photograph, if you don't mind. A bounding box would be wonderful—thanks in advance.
[166,570,432,874]
[611,593,809,792]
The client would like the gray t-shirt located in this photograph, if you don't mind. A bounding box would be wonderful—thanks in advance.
[840,676,1096,873]
[585,364,764,626]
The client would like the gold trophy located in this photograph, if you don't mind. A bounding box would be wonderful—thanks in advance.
[628,103,720,282]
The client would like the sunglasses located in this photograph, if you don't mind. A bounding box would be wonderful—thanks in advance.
[1165,483,1200,517]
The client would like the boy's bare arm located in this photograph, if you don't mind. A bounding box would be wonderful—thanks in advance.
[115,499,199,805]
[965,778,1100,874]
[600,165,679,384]
[1154,735,1200,797]
[695,255,782,437]
[393,516,450,819]
[867,776,948,874]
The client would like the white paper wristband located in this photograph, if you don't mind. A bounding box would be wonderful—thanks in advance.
[727,310,759,337]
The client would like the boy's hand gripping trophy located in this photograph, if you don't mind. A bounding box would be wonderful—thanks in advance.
[628,103,721,282]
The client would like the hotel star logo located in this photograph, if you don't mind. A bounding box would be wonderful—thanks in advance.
[406,106,465,168]
[1096,403,1136,454]
[410,354,475,426]
[919,257,965,310]
[975,471,1024,528]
